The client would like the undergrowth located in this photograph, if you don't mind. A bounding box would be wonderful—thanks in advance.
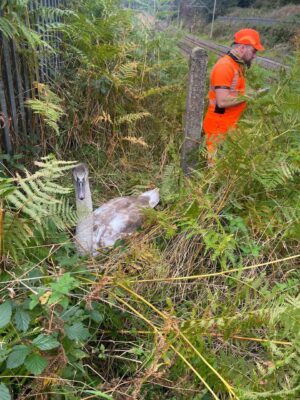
[0,1,300,399]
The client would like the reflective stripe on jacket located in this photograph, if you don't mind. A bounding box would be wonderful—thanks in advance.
[203,53,247,136]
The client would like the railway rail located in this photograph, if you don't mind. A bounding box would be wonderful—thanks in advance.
[179,34,290,71]
[217,16,295,25]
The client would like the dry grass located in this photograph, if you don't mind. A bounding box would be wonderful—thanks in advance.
[270,5,300,18]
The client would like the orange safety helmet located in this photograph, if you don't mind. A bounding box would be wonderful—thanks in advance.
[234,28,265,51]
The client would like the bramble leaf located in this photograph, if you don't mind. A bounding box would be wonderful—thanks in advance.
[0,347,10,363]
[65,322,90,341]
[0,383,11,400]
[24,353,48,375]
[90,310,105,323]
[50,273,79,295]
[14,309,30,332]
[6,345,31,369]
[0,301,12,329]
[32,334,60,350]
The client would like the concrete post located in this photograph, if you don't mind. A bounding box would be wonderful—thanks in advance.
[181,47,208,175]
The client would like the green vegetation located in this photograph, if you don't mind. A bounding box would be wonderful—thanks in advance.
[0,0,300,399]
[176,0,300,59]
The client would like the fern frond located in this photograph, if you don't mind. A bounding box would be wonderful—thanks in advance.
[116,111,151,125]
[2,157,78,260]
[34,156,78,178]
[46,198,77,231]
[25,83,64,134]
[253,159,296,191]
[33,7,77,20]
[117,62,138,79]
[160,162,181,203]
[141,84,181,99]
[122,136,149,147]
[0,10,46,49]
[0,16,19,39]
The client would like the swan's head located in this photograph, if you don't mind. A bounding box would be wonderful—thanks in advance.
[73,163,89,201]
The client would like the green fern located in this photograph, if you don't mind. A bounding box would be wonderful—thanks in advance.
[2,156,78,260]
[116,111,151,126]
[240,295,300,399]
[160,162,182,203]
[0,1,48,49]
[25,83,64,134]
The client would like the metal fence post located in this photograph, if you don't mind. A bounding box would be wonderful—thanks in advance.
[181,47,208,175]
[0,79,13,154]
[2,37,19,138]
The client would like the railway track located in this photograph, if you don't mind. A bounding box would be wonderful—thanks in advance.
[180,34,290,71]
[217,16,293,25]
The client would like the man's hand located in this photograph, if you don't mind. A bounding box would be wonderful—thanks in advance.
[256,87,270,96]
[245,87,270,101]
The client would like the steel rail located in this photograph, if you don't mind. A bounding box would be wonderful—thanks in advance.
[216,16,300,25]
[217,16,294,25]
[181,34,290,71]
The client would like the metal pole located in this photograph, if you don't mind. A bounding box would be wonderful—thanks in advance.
[0,79,13,154]
[2,37,19,138]
[0,7,13,154]
[210,0,217,39]
[12,41,27,138]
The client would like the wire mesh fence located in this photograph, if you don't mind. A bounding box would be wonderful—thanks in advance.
[0,0,66,155]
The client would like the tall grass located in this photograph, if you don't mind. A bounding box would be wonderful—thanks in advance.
[0,0,299,399]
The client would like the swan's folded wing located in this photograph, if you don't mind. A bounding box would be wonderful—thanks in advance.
[92,194,157,251]
[92,206,145,249]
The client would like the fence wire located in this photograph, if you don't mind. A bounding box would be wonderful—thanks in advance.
[0,0,66,154]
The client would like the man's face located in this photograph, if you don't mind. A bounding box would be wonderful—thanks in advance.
[241,45,257,65]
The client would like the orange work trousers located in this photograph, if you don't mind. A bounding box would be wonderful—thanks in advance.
[203,113,239,155]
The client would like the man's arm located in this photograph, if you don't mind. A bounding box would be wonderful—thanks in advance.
[215,88,246,108]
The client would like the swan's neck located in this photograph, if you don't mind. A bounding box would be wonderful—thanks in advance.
[75,181,93,255]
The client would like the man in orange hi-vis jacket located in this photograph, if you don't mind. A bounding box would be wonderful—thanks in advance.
[203,28,265,163]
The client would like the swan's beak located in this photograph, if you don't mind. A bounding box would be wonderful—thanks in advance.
[77,179,85,200]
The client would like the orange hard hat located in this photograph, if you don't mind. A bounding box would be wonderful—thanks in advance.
[234,29,264,51]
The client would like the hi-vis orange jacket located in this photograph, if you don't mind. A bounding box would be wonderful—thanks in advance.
[203,53,246,139]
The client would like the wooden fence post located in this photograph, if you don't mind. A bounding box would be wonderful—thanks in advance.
[181,47,208,175]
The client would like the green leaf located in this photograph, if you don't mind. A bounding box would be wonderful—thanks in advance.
[50,273,79,295]
[24,353,48,375]
[90,310,105,323]
[184,199,200,219]
[0,347,10,363]
[6,345,31,369]
[0,383,11,400]
[69,348,88,359]
[32,334,60,350]
[65,322,90,341]
[201,394,213,400]
[56,254,80,267]
[14,308,30,332]
[83,390,113,400]
[0,301,12,329]
[29,293,40,310]
[128,346,144,356]
[49,273,79,306]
